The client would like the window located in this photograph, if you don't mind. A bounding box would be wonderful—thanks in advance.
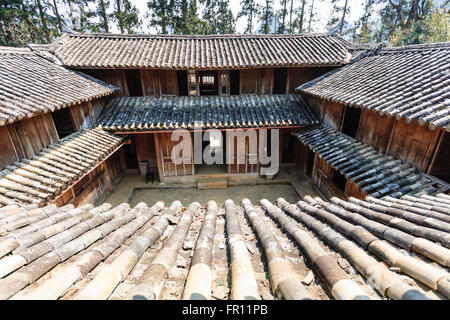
[281,132,297,163]
[125,70,143,96]
[188,70,198,96]
[341,106,362,138]
[221,71,230,95]
[177,71,188,96]
[201,75,215,85]
[230,70,240,95]
[429,132,450,183]
[332,169,347,193]
[199,71,218,95]
[272,68,288,94]
[51,108,76,139]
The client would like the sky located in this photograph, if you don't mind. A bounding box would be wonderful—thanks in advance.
[128,0,366,34]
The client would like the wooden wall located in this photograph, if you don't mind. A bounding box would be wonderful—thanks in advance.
[104,70,129,96]
[92,66,335,98]
[0,99,106,172]
[0,97,120,207]
[227,130,260,174]
[154,132,194,178]
[140,70,161,96]
[287,67,335,93]
[134,133,158,171]
[53,146,126,207]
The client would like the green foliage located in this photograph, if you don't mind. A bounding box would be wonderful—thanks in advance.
[238,0,261,33]
[113,0,141,33]
[0,0,447,46]
[391,7,449,45]
[259,0,275,34]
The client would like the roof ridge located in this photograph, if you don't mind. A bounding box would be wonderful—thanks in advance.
[64,32,336,39]
[381,41,450,52]
[0,46,32,54]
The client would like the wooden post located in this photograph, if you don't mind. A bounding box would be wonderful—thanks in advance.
[154,134,164,180]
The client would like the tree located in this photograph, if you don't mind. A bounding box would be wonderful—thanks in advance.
[352,0,375,43]
[259,0,275,34]
[277,0,289,33]
[307,0,315,32]
[184,0,207,34]
[97,0,110,32]
[373,0,434,43]
[391,6,449,45]
[293,0,307,32]
[201,0,219,34]
[237,0,260,33]
[147,0,171,34]
[51,0,63,33]
[216,0,235,33]
[287,0,295,33]
[36,0,52,42]
[113,0,140,34]
[326,0,350,35]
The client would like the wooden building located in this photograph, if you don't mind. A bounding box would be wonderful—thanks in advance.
[40,33,375,185]
[0,47,126,207]
[0,34,449,301]
[296,42,450,198]
[0,34,448,208]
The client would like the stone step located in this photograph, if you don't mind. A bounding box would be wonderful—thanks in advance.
[197,179,228,189]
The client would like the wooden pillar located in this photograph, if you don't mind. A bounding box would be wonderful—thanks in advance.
[154,133,164,180]
[102,161,113,192]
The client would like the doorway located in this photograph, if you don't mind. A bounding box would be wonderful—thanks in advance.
[199,71,219,95]
[195,130,227,175]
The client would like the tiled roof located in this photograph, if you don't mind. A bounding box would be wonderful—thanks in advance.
[0,194,448,300]
[47,33,365,69]
[0,128,123,207]
[0,47,118,126]
[297,42,450,131]
[97,94,319,131]
[293,124,448,198]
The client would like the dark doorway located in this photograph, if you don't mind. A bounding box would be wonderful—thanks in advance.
[282,132,297,163]
[305,149,314,177]
[51,108,76,139]
[177,71,188,96]
[230,70,240,95]
[430,132,450,183]
[272,68,288,94]
[124,136,139,169]
[125,70,143,96]
[199,71,218,95]
[332,169,347,193]
[341,106,362,138]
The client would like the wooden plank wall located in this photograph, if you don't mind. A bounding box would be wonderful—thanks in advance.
[227,130,260,174]
[135,133,158,170]
[102,67,336,98]
[53,146,126,207]
[322,99,344,130]
[154,132,194,177]
[104,69,129,96]
[159,70,178,95]
[13,113,59,160]
[357,109,395,154]
[140,70,161,96]
[287,67,335,93]
[0,99,106,171]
